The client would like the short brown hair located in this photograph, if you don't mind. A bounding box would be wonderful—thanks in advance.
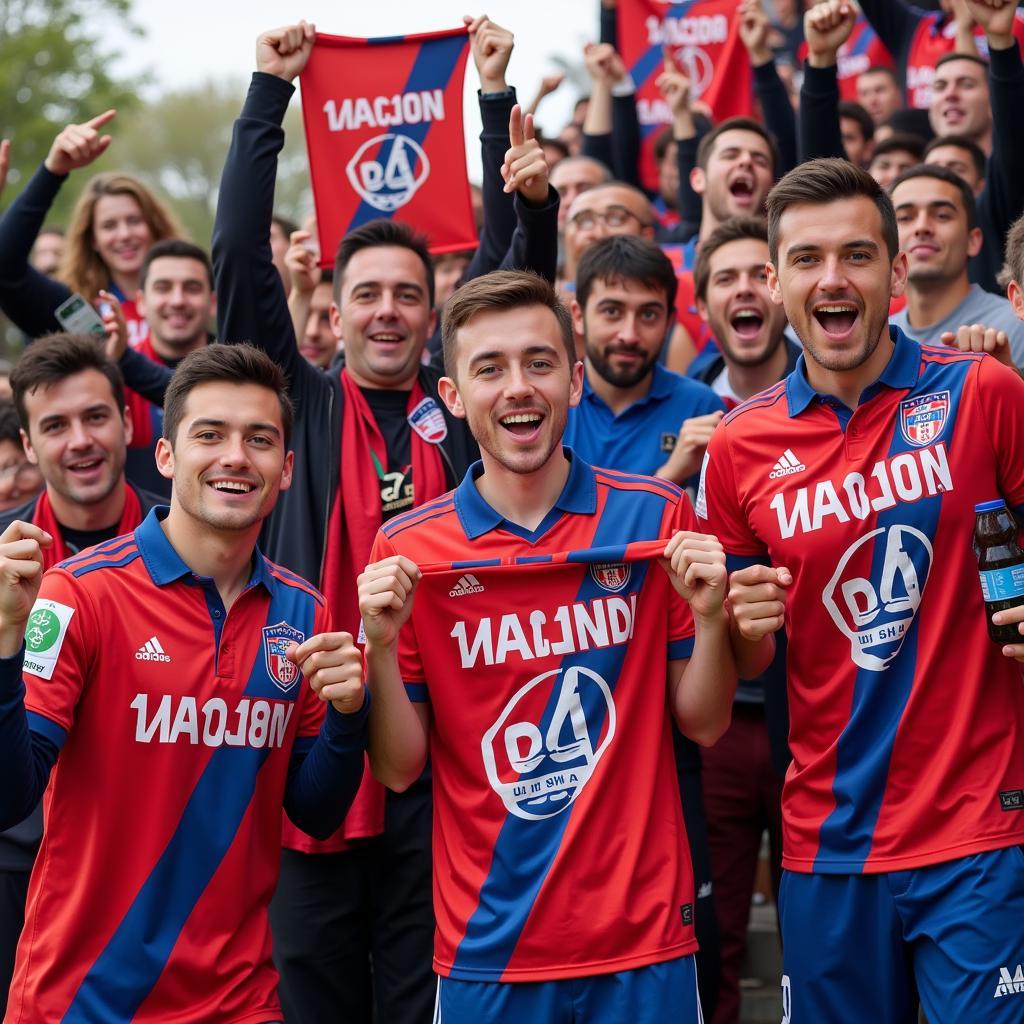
[441,271,575,378]
[696,117,779,176]
[693,217,769,301]
[163,345,293,448]
[11,333,125,429]
[765,158,899,265]
[1000,213,1024,290]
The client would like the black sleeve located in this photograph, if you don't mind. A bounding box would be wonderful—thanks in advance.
[799,62,846,162]
[600,3,618,47]
[581,129,616,171]
[212,72,323,403]
[754,60,798,175]
[610,93,644,189]
[283,700,368,840]
[0,652,59,830]
[118,348,175,408]
[462,89,518,283]
[856,0,922,68]
[496,188,560,282]
[981,44,1024,258]
[674,132,705,241]
[0,164,74,339]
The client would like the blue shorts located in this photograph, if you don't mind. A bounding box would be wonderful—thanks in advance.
[434,955,702,1024]
[779,846,1024,1024]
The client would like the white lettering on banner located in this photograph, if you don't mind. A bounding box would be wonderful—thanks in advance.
[322,90,446,132]
[645,14,728,47]
[130,694,294,748]
[823,524,933,672]
[450,594,638,669]
[769,443,952,539]
[346,133,431,213]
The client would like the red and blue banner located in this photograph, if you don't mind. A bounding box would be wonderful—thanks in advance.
[617,0,755,194]
[797,16,893,102]
[300,27,477,264]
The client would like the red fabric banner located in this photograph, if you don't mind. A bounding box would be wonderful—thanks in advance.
[300,27,477,263]
[618,0,755,193]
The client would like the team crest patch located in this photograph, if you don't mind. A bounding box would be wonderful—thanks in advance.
[899,391,949,447]
[590,562,631,592]
[262,621,305,693]
[407,396,447,444]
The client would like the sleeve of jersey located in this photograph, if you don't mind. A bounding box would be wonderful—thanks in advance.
[665,493,697,663]
[368,530,428,703]
[697,424,768,558]
[21,568,95,740]
[977,356,1024,513]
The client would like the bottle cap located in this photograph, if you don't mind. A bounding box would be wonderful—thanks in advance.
[975,499,1007,513]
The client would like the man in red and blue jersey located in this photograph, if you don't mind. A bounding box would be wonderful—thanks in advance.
[699,158,1024,1022]
[359,269,740,1022]
[0,344,368,1023]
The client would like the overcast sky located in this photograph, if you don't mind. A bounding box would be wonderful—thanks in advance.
[111,0,600,181]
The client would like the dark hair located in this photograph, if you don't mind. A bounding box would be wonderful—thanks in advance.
[693,216,769,301]
[923,134,987,181]
[38,225,65,239]
[999,212,1024,290]
[870,133,927,164]
[654,125,676,163]
[860,65,898,84]
[889,163,979,232]
[441,270,574,378]
[838,101,875,143]
[0,399,21,445]
[271,213,299,239]
[162,344,294,448]
[766,158,899,264]
[575,235,678,311]
[696,117,779,176]
[880,108,934,142]
[934,51,989,74]
[541,136,571,163]
[333,219,434,309]
[140,239,214,291]
[11,333,125,429]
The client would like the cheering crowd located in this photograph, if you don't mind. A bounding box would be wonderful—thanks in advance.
[0,0,1023,1022]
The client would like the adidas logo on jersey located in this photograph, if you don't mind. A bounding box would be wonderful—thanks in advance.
[135,636,171,663]
[994,964,1024,998]
[769,449,806,479]
[449,574,484,597]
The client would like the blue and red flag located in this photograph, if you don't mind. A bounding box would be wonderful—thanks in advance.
[617,0,755,194]
[300,27,478,264]
[797,15,893,102]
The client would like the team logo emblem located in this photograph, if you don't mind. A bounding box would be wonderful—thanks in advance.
[262,621,305,693]
[407,396,447,444]
[899,391,949,447]
[670,45,714,97]
[590,562,631,592]
[346,133,430,213]
[822,524,933,672]
[482,665,616,821]
[25,608,61,653]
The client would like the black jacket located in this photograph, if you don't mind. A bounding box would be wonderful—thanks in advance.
[0,484,166,871]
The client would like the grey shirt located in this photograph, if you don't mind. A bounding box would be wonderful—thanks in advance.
[891,284,1024,367]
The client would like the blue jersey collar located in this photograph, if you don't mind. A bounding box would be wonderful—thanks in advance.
[455,447,597,540]
[785,325,920,417]
[135,506,274,592]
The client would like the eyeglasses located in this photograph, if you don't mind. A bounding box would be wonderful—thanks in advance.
[0,462,42,490]
[567,205,651,232]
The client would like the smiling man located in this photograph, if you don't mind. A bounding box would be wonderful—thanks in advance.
[359,269,739,1024]
[0,343,369,1023]
[888,164,1024,365]
[699,158,1024,1023]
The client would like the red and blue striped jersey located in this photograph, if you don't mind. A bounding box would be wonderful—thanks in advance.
[698,328,1024,873]
[7,509,329,1024]
[372,454,699,981]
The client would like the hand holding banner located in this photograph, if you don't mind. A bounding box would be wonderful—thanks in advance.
[300,27,478,266]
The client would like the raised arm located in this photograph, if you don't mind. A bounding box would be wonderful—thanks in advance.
[799,0,857,162]
[212,22,319,393]
[857,0,924,65]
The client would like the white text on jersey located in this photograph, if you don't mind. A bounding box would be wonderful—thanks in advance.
[451,594,638,669]
[769,443,952,539]
[130,694,295,748]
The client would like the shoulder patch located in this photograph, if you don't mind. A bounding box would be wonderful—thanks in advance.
[23,599,76,680]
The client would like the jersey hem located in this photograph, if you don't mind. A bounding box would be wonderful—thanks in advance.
[783,830,1024,873]
[434,939,699,982]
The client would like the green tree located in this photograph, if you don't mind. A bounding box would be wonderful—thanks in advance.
[0,0,145,213]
